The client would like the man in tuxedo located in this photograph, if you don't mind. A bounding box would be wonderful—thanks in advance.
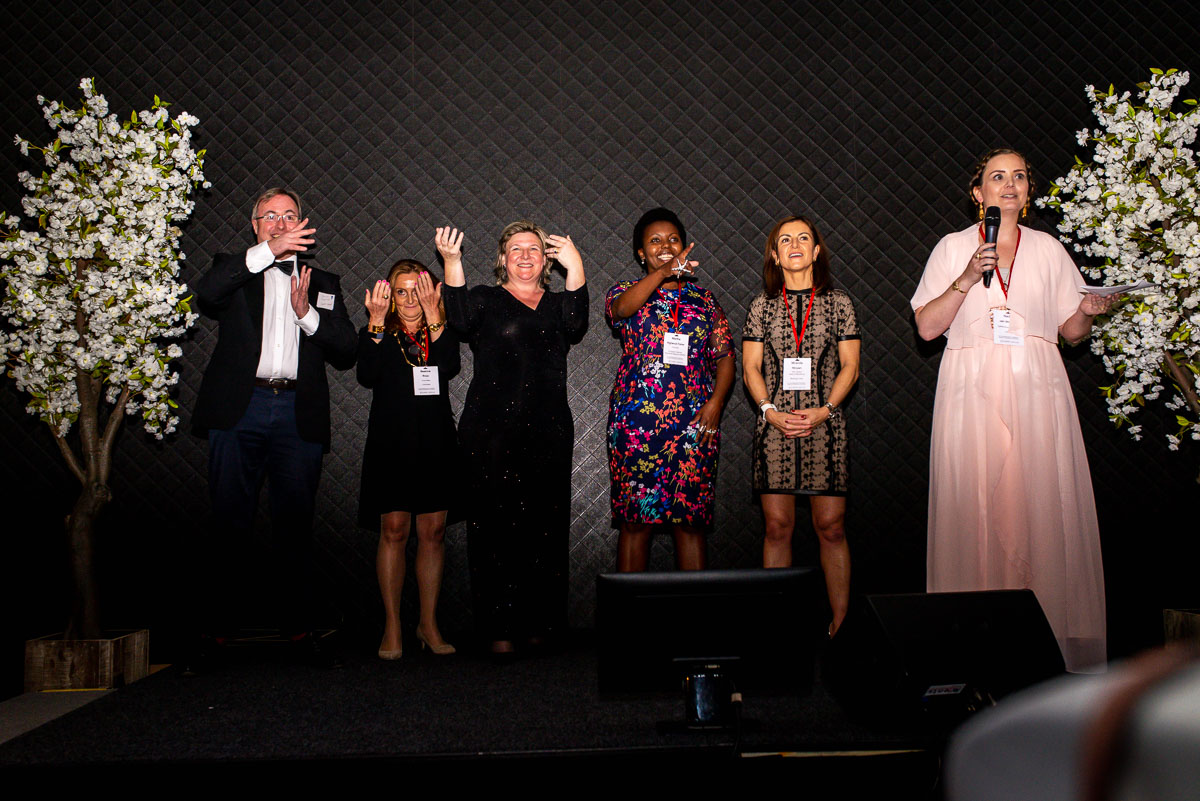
[191,187,356,666]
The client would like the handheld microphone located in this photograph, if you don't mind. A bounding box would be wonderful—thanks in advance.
[982,206,1001,288]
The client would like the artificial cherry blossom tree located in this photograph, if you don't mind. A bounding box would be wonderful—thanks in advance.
[1041,68,1200,473]
[0,79,207,637]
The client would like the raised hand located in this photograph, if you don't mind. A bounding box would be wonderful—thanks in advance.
[435,226,464,260]
[364,279,390,327]
[546,234,581,271]
[436,226,466,287]
[416,270,442,322]
[290,265,313,318]
[547,233,586,290]
[653,241,699,282]
[269,217,316,259]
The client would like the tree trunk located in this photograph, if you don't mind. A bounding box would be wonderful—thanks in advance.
[54,263,129,640]
[64,481,112,640]
[54,257,130,639]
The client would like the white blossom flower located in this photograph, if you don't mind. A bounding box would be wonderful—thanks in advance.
[0,78,205,438]
[1043,69,1200,449]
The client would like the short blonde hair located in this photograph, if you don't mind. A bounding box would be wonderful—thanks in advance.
[493,220,552,288]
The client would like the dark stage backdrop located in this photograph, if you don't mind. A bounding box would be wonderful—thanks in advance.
[2,0,1198,688]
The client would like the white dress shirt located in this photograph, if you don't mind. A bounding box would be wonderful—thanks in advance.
[246,241,320,380]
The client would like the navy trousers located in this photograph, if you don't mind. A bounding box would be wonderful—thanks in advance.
[207,387,324,634]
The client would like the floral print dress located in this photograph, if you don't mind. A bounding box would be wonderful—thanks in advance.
[606,280,733,526]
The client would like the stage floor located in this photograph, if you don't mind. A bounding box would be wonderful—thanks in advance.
[0,633,939,779]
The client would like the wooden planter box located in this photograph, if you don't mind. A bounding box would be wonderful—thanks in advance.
[24,629,149,692]
[1163,609,1200,646]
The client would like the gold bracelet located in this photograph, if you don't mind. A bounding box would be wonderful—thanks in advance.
[368,323,385,334]
[951,279,967,294]
[426,321,445,333]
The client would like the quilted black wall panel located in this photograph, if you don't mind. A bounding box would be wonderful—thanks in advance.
[2,0,1198,657]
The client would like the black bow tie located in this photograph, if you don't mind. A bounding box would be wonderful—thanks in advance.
[273,260,294,276]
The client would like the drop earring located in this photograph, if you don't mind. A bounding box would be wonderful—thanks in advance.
[977,202,984,220]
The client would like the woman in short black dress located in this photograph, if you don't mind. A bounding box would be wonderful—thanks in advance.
[358,260,459,658]
[438,222,588,656]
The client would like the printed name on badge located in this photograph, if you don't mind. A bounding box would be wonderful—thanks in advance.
[413,365,439,395]
[663,332,689,366]
[782,357,812,391]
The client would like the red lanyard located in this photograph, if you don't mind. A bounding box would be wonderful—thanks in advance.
[978,224,1021,300]
[662,284,685,331]
[402,325,429,366]
[782,289,816,355]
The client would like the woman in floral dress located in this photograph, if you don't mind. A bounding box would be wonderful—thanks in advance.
[606,208,735,571]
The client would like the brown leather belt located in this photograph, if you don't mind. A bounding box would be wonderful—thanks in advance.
[254,377,297,391]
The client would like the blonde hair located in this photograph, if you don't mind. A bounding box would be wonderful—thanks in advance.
[493,220,552,288]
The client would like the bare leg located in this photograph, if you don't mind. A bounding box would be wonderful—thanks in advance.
[377,511,411,655]
[672,525,707,570]
[812,495,850,636]
[617,522,653,572]
[761,494,796,568]
[414,510,451,650]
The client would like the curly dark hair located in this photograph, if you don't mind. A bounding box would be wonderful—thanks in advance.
[631,208,687,268]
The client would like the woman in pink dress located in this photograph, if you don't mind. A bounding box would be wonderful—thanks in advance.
[910,148,1117,673]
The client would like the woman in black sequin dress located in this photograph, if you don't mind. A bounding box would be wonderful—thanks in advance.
[438,222,588,656]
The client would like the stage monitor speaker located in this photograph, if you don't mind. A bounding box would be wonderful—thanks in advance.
[829,590,1066,726]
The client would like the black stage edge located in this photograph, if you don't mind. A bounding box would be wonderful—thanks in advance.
[0,631,941,788]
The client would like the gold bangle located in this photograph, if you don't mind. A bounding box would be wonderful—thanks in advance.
[426,321,445,333]
[951,279,967,294]
[368,323,385,334]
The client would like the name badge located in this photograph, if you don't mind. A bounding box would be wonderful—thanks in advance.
[316,291,336,310]
[413,365,439,396]
[782,357,812,391]
[991,309,1024,347]
[663,332,689,366]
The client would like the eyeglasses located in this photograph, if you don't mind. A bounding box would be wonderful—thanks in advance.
[253,212,300,224]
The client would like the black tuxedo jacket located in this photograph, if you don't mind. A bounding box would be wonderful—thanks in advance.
[191,252,357,451]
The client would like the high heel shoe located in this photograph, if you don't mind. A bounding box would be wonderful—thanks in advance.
[416,627,456,656]
[378,635,402,660]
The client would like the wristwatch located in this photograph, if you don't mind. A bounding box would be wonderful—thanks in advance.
[824,401,842,420]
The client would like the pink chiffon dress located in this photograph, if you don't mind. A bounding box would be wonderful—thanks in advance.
[911,225,1106,673]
